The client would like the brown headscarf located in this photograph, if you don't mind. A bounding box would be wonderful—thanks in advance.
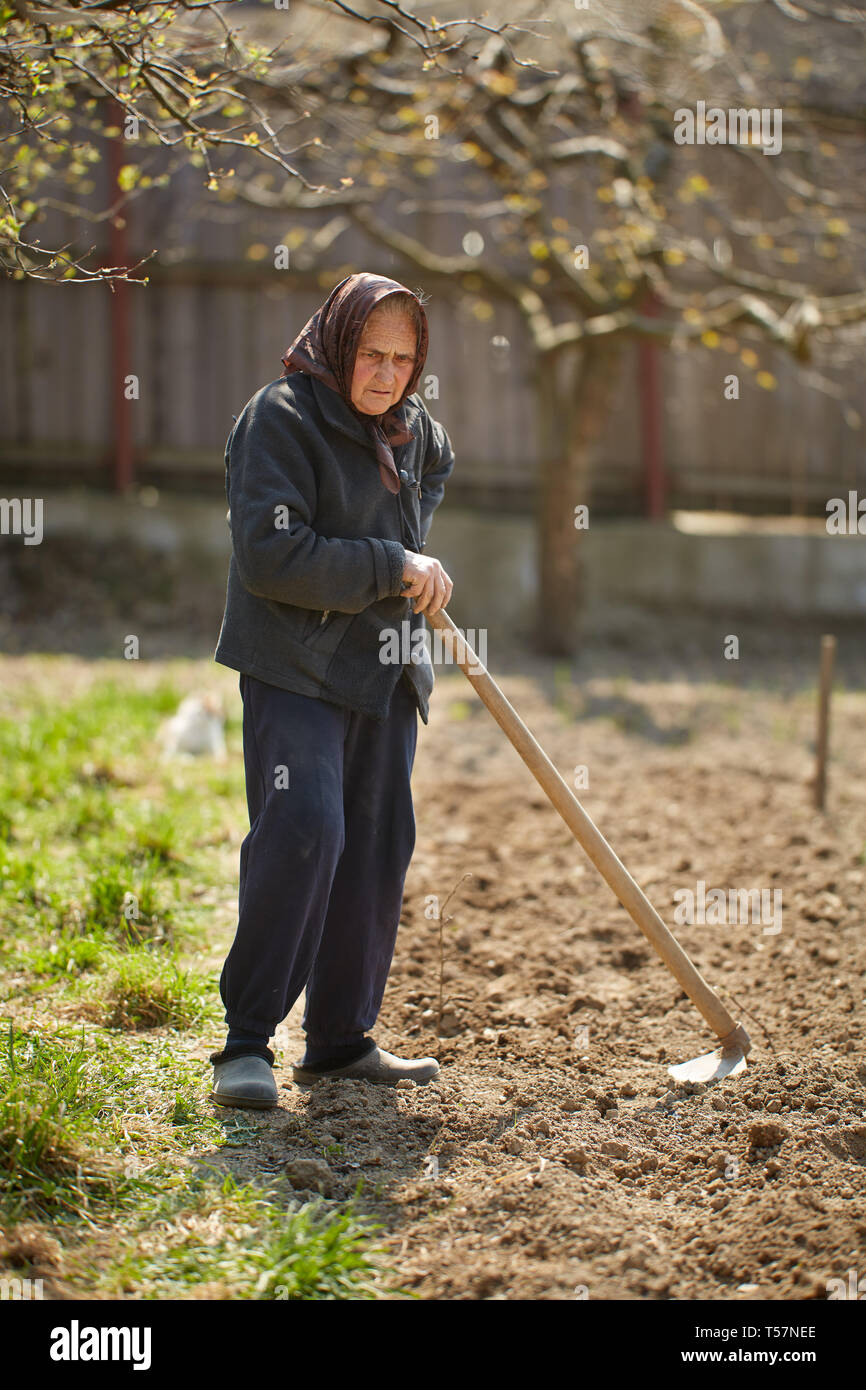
[281,272,429,495]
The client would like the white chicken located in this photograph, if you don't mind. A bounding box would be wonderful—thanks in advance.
[159,694,226,758]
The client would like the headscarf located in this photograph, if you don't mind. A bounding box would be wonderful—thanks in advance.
[281,272,429,495]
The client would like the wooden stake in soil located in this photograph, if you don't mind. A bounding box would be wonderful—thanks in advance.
[814,634,836,812]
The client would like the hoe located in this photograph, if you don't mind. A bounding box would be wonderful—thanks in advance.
[426,608,752,1086]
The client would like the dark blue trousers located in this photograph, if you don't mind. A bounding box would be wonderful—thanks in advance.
[219,672,418,1047]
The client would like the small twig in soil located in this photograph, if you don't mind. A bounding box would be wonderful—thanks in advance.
[723,988,777,1051]
[435,872,473,1037]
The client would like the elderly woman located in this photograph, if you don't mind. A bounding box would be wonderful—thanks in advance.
[210,272,455,1109]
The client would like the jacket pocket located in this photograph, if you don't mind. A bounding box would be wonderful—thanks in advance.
[304,608,332,644]
[295,607,337,644]
[303,608,352,653]
[263,598,318,644]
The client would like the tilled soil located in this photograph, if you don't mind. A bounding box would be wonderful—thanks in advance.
[5,606,864,1301]
[209,660,866,1302]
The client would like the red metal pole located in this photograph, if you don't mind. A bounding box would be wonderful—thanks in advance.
[638,293,664,519]
[107,103,134,492]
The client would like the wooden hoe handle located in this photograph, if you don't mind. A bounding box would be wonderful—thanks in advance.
[425,608,750,1055]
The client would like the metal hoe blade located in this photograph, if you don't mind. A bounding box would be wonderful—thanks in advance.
[668,1046,748,1085]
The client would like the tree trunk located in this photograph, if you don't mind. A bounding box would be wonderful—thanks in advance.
[534,339,623,656]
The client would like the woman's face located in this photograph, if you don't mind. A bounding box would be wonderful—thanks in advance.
[350,310,418,415]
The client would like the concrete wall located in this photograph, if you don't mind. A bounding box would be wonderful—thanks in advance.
[432,512,866,641]
[20,489,866,639]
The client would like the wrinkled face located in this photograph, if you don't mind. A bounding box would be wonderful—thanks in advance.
[350,309,418,415]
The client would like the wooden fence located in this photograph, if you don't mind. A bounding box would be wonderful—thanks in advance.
[1,147,863,516]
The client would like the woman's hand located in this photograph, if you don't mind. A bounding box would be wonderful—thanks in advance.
[401,551,453,616]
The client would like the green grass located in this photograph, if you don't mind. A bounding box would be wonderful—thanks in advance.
[0,680,179,804]
[95,950,215,1031]
[25,930,109,978]
[0,1026,134,1222]
[0,1022,403,1296]
[0,665,396,1299]
[100,1173,401,1300]
[85,858,171,941]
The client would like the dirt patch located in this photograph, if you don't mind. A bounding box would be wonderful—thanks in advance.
[200,656,866,1301]
[3,568,864,1300]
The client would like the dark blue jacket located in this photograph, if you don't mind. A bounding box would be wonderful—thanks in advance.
[214,372,455,724]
